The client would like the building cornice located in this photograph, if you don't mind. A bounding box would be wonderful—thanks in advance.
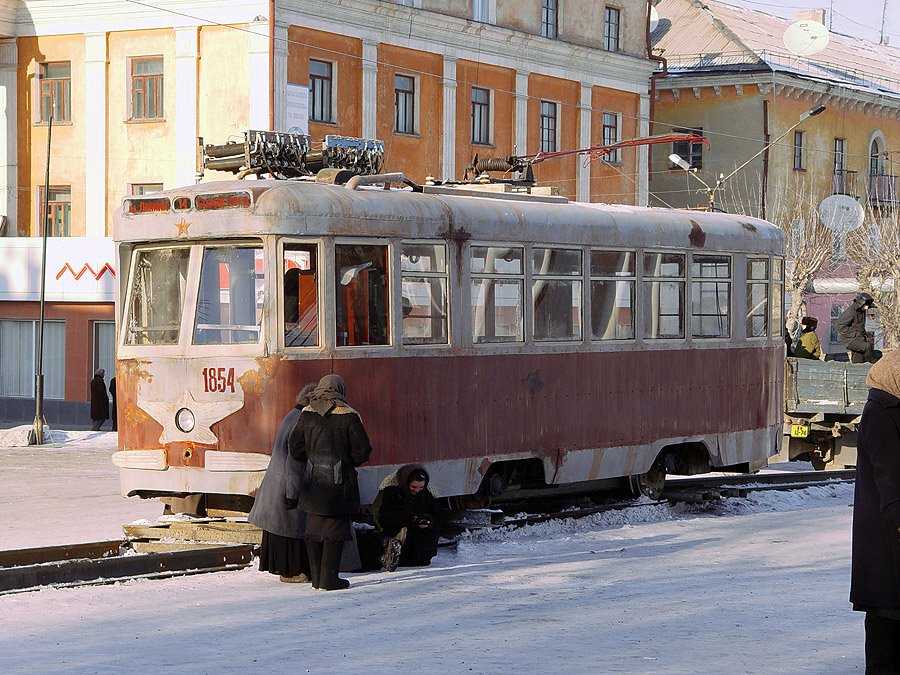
[15,0,656,95]
[655,70,900,117]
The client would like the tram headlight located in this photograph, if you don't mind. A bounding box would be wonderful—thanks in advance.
[175,407,196,433]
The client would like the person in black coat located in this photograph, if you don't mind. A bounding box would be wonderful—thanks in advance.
[288,374,372,591]
[248,383,316,583]
[90,369,110,431]
[372,464,441,570]
[837,292,882,364]
[851,351,900,673]
[108,376,117,432]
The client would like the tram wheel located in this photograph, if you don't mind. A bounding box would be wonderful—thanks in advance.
[629,457,667,500]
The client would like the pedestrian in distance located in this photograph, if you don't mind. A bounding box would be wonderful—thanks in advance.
[90,368,110,431]
[792,316,823,360]
[837,292,883,364]
[367,464,441,572]
[248,382,316,583]
[108,376,117,432]
[288,374,372,591]
[851,350,900,673]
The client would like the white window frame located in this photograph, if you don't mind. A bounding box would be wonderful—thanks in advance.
[309,58,337,125]
[126,55,165,122]
[602,111,621,163]
[473,0,496,23]
[0,319,67,399]
[539,100,560,154]
[394,73,419,136]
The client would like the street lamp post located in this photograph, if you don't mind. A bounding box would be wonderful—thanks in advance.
[670,104,826,212]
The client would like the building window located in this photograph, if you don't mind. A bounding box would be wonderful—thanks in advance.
[471,246,524,343]
[335,244,390,346]
[541,0,558,38]
[401,243,449,345]
[746,257,769,338]
[93,321,116,385]
[533,248,582,341]
[38,186,71,237]
[38,62,71,123]
[283,244,319,347]
[672,128,703,169]
[473,0,492,22]
[691,255,730,338]
[870,138,885,176]
[129,183,164,196]
[309,60,334,123]
[833,138,845,175]
[604,7,621,51]
[0,319,66,399]
[591,250,635,340]
[602,112,620,162]
[471,87,491,145]
[394,74,416,135]
[793,130,806,171]
[643,252,685,339]
[830,304,843,344]
[540,101,557,153]
[131,57,164,120]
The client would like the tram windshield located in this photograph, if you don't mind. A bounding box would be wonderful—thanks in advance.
[194,244,265,344]
[124,247,190,345]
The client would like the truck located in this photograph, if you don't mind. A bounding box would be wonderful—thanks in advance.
[778,357,871,470]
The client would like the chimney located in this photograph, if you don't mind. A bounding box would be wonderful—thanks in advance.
[795,9,826,25]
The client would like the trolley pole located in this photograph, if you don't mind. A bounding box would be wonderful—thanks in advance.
[30,113,52,446]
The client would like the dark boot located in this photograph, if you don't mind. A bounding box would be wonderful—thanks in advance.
[305,540,324,589]
[318,541,349,591]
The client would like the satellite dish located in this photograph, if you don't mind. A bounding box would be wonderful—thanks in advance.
[818,195,864,233]
[649,6,660,33]
[783,20,830,56]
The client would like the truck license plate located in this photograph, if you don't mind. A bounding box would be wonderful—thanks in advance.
[790,424,809,438]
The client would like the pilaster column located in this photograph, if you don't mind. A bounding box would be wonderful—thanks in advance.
[0,39,17,235]
[636,93,650,206]
[272,22,288,131]
[174,27,199,186]
[441,56,457,182]
[514,70,528,155]
[577,82,592,202]
[248,19,271,131]
[84,33,107,237]
[362,40,378,139]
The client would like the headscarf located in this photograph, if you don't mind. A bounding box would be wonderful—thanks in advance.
[94,368,105,378]
[866,350,900,399]
[308,374,347,417]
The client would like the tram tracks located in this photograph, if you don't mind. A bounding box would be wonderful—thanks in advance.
[2,470,854,593]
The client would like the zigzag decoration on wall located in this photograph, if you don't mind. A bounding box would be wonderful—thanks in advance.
[55,263,117,281]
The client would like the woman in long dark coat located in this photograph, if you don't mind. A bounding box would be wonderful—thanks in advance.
[90,369,109,431]
[248,383,316,582]
[852,351,900,672]
[289,374,372,591]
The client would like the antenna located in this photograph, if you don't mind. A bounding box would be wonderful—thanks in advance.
[649,6,660,33]
[818,194,864,233]
[783,20,830,56]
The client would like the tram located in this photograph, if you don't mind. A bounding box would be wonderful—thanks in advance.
[111,173,785,514]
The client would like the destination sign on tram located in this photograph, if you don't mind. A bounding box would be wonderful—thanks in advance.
[195,192,252,211]
[124,197,171,215]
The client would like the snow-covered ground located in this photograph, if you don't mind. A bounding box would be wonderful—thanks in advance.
[0,429,863,674]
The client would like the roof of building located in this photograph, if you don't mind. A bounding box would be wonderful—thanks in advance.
[652,0,900,99]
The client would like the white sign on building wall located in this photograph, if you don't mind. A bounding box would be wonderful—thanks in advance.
[284,83,310,135]
[0,238,116,302]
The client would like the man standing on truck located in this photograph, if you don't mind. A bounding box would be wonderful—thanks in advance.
[837,292,882,364]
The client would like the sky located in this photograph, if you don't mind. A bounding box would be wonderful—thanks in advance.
[724,0,898,45]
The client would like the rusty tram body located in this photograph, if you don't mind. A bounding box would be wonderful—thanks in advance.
[111,177,785,512]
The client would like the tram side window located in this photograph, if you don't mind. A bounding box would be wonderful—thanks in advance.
[691,255,731,338]
[125,247,190,345]
[335,244,389,346]
[194,245,264,345]
[747,258,769,338]
[771,257,784,337]
[401,243,449,345]
[283,244,318,347]
[643,252,685,339]
[471,246,524,343]
[590,250,635,340]
[533,247,582,341]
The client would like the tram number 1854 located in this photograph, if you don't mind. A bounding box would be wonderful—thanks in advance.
[202,367,236,394]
